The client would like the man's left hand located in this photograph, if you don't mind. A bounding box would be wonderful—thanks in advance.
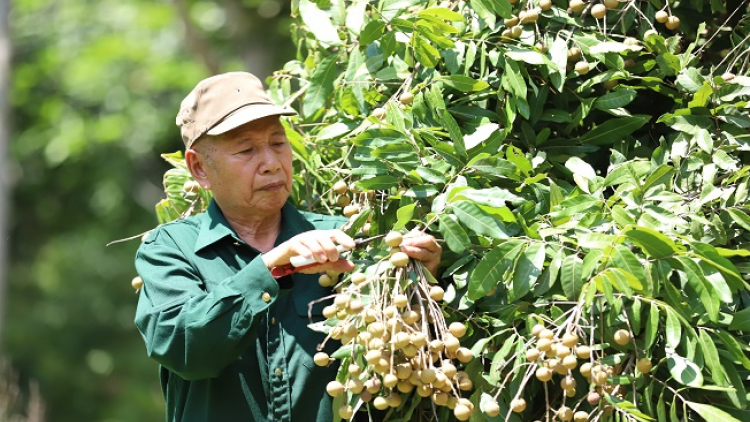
[399,231,442,277]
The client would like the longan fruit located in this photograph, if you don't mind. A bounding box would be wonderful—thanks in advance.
[371,107,386,120]
[456,347,474,363]
[637,358,653,373]
[326,380,345,397]
[511,398,527,412]
[558,406,574,421]
[539,328,555,340]
[587,391,601,405]
[389,252,409,267]
[454,403,472,421]
[526,348,541,362]
[574,410,590,422]
[504,16,520,27]
[591,4,606,19]
[339,404,354,419]
[336,194,351,207]
[333,180,348,195]
[540,0,553,10]
[613,329,631,345]
[351,272,367,285]
[385,231,403,247]
[575,345,591,359]
[531,323,546,337]
[537,338,552,352]
[510,25,523,38]
[562,333,579,348]
[485,399,501,416]
[655,10,669,23]
[449,322,467,338]
[569,0,585,13]
[665,15,680,30]
[603,0,618,8]
[536,367,553,382]
[429,286,445,301]
[131,276,144,290]
[313,352,330,367]
[399,92,414,105]
[373,396,389,410]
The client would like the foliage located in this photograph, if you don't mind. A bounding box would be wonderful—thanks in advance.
[259,0,750,420]
[153,0,750,421]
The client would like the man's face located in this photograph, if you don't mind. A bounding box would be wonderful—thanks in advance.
[190,115,293,218]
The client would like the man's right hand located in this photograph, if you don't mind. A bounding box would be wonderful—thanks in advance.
[261,230,357,274]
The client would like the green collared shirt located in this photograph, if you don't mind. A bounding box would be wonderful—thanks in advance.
[134,200,347,422]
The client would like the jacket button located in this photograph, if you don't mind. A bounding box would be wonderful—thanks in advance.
[262,292,271,302]
[275,367,283,377]
[270,317,276,325]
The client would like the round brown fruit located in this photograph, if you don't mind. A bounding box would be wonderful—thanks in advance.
[511,398,527,412]
[510,25,523,38]
[318,274,335,287]
[575,345,591,359]
[504,16,519,27]
[536,367,553,382]
[385,231,403,247]
[343,204,360,217]
[399,92,414,105]
[569,0,585,13]
[373,396,389,410]
[326,380,345,397]
[521,9,539,24]
[665,15,680,30]
[526,348,541,362]
[456,347,473,363]
[531,323,545,337]
[567,47,582,61]
[454,404,472,421]
[183,180,201,194]
[722,72,736,81]
[351,272,367,285]
[558,406,574,421]
[591,4,607,19]
[371,107,386,119]
[561,333,578,348]
[429,286,445,301]
[637,358,653,374]
[587,391,601,405]
[655,10,669,23]
[333,180,348,195]
[449,322,467,338]
[603,0,618,8]
[313,352,330,367]
[574,410,590,422]
[390,252,409,267]
[540,0,553,10]
[336,194,351,207]
[575,61,589,74]
[131,276,144,290]
[613,329,631,345]
[339,404,354,419]
[485,399,500,416]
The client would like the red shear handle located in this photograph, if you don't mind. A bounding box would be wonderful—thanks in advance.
[270,262,320,279]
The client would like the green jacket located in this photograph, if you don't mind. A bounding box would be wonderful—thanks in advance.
[134,200,347,422]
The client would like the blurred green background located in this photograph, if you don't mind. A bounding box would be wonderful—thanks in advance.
[1,0,295,420]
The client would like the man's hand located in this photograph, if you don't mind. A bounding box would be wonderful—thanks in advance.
[400,230,442,277]
[262,230,356,274]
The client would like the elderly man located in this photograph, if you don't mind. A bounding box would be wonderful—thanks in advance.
[134,72,442,422]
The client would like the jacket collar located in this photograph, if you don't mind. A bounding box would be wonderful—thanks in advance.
[194,199,312,253]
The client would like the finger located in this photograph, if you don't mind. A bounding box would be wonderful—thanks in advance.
[297,259,355,275]
[330,230,356,249]
[401,235,441,253]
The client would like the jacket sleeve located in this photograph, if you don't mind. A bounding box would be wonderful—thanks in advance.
[133,229,278,381]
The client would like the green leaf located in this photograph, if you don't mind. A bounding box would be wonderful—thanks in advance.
[623,225,681,258]
[467,156,518,178]
[355,175,400,190]
[451,200,510,239]
[685,402,742,422]
[715,329,750,370]
[610,245,646,287]
[417,6,465,21]
[594,88,637,110]
[299,0,342,46]
[414,34,441,67]
[359,20,385,45]
[469,0,497,26]
[729,306,750,331]
[501,59,527,100]
[394,203,416,231]
[727,208,750,231]
[302,54,339,117]
[468,240,525,300]
[560,255,583,300]
[667,350,704,387]
[579,116,650,146]
[665,307,681,349]
[437,214,471,254]
[673,256,720,322]
[644,304,659,349]
[511,243,545,300]
[698,329,728,387]
[441,109,467,161]
[439,75,489,92]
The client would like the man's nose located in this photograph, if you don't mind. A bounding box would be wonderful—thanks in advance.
[259,146,282,173]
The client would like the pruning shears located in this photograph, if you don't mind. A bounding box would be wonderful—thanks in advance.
[270,234,385,279]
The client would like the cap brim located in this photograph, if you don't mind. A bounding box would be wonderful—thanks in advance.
[207,103,297,136]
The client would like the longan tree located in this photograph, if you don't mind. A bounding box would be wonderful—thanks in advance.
[155,0,750,421]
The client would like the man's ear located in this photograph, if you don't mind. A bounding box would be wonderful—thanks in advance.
[185,148,212,190]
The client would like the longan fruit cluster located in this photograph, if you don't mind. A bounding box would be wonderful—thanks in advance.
[314,232,476,420]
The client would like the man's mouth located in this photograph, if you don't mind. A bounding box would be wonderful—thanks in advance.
[260,182,286,191]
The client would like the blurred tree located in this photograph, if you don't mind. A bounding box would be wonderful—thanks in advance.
[4,0,293,420]
[0,0,9,350]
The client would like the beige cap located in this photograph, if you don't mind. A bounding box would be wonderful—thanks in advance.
[175,72,297,148]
